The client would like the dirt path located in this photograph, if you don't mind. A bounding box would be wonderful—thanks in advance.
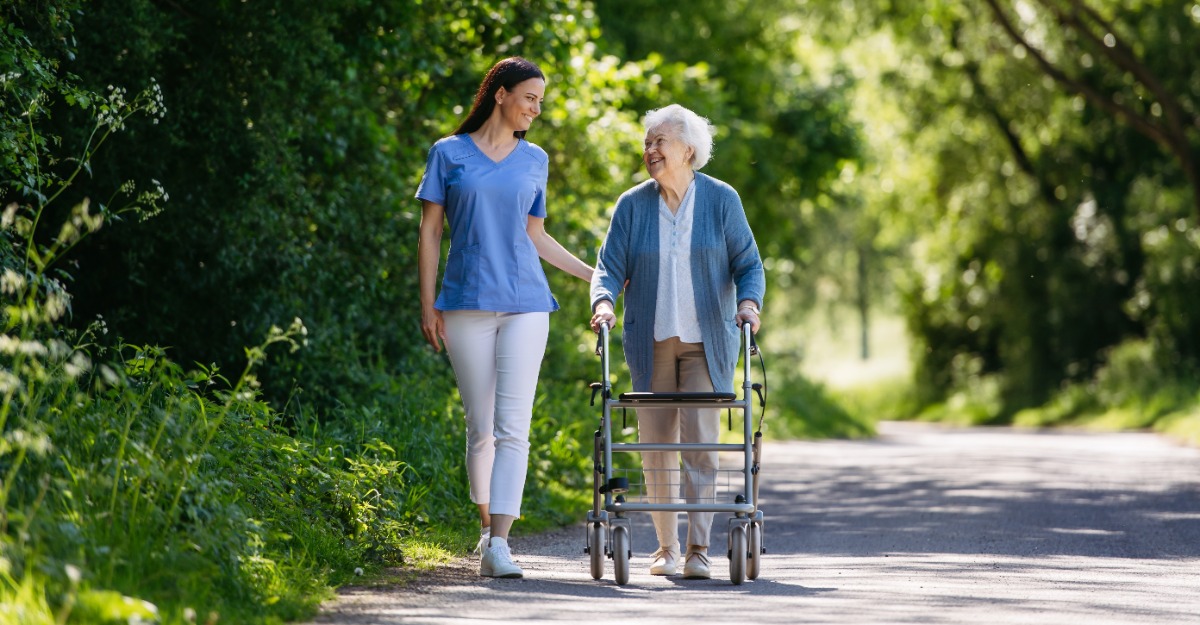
[304,422,1200,624]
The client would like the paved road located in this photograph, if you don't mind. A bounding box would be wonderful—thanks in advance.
[306,422,1200,624]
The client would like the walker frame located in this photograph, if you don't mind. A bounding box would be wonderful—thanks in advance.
[584,322,765,585]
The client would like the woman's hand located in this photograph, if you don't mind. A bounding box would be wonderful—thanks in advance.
[591,301,617,333]
[735,303,761,334]
[422,306,446,351]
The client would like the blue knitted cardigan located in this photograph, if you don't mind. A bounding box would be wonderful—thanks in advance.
[590,172,765,393]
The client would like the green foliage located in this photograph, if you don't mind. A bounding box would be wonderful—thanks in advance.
[2,7,427,621]
[1012,338,1200,439]
[593,0,865,304]
[0,327,424,623]
[792,0,1200,417]
[44,0,644,413]
[764,365,877,440]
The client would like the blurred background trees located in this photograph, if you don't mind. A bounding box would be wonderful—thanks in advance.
[7,0,1198,428]
[788,0,1200,419]
[4,0,1196,432]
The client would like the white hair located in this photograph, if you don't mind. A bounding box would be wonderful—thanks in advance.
[643,104,716,170]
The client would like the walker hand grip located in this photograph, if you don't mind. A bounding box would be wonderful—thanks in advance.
[595,321,612,355]
[589,382,603,406]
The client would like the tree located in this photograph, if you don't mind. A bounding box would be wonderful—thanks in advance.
[982,0,1200,220]
[38,0,652,408]
[592,0,867,345]
[795,0,1200,412]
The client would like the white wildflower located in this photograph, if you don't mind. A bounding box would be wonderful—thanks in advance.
[2,203,18,229]
[98,364,120,387]
[1,268,25,294]
[0,371,21,394]
[18,339,48,356]
[64,351,92,379]
[42,292,68,322]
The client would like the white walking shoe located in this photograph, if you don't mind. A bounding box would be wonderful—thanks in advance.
[479,536,524,578]
[682,549,711,579]
[648,544,680,575]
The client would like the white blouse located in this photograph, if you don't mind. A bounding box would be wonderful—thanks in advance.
[654,179,702,343]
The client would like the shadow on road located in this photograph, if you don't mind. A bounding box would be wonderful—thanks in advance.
[760,428,1200,560]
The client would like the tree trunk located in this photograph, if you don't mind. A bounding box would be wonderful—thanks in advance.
[858,244,870,361]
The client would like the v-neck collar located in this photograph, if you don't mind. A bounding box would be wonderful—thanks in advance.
[465,133,521,165]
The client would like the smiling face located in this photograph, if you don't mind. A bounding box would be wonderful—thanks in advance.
[496,77,545,133]
[643,123,695,182]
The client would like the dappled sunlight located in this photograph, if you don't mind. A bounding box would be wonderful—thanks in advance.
[310,423,1200,624]
[766,423,1200,561]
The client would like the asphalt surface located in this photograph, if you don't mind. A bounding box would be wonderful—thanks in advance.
[305,421,1200,624]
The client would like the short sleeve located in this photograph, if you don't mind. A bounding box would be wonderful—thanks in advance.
[415,144,446,205]
[527,158,548,218]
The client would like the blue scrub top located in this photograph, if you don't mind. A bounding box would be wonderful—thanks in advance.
[416,134,559,313]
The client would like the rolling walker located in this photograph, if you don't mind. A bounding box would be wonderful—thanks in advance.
[584,322,766,585]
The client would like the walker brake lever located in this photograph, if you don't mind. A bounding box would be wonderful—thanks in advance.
[589,382,603,406]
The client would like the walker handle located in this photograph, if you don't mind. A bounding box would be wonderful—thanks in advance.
[589,382,603,406]
[594,321,610,356]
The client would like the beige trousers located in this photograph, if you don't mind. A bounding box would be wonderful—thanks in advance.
[640,337,720,549]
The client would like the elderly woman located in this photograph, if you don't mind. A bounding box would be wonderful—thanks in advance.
[589,104,765,580]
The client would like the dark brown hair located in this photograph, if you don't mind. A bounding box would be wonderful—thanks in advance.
[452,57,545,139]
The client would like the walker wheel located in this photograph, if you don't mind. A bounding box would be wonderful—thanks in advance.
[747,522,762,580]
[588,522,604,580]
[728,525,747,585]
[611,525,631,586]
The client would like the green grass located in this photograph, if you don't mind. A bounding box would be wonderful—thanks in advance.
[1009,339,1200,445]
[757,302,916,438]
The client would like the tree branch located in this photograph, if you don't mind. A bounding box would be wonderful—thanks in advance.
[1047,0,1191,146]
[984,0,1200,219]
[982,0,1170,148]
[959,53,1058,208]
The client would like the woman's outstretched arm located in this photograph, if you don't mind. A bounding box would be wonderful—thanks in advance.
[526,216,593,282]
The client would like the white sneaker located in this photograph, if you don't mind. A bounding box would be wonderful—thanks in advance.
[648,544,680,575]
[474,527,491,555]
[479,536,523,578]
[682,549,711,579]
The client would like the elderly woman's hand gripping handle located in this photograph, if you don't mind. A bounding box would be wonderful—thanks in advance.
[736,300,761,335]
[591,300,617,334]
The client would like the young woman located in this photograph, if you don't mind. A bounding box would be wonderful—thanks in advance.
[416,57,592,578]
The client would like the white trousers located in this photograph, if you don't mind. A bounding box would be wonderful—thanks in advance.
[443,310,549,518]
[641,337,720,549]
